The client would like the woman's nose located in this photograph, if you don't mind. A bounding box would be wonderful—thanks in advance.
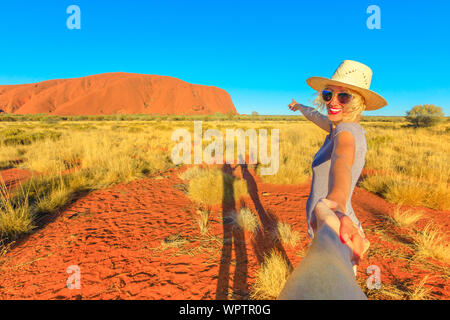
[329,94,341,106]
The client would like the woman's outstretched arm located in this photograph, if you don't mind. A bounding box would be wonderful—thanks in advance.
[288,99,331,132]
[326,131,368,265]
[278,199,367,300]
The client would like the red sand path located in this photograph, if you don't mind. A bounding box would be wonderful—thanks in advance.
[0,166,448,300]
[0,168,32,192]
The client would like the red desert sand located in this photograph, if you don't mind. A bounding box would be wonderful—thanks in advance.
[0,73,237,116]
[0,167,449,300]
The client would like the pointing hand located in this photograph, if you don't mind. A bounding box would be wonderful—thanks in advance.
[288,99,301,112]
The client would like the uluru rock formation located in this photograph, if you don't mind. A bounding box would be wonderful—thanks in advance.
[0,73,237,115]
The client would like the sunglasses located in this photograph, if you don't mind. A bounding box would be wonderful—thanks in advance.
[322,90,353,105]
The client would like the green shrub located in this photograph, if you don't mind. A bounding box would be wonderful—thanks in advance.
[406,105,445,128]
[1,129,61,146]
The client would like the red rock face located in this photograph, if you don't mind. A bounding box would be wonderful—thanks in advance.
[0,73,237,115]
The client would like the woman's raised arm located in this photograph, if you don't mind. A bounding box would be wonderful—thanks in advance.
[288,99,331,132]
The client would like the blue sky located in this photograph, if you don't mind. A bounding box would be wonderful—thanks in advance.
[0,0,449,116]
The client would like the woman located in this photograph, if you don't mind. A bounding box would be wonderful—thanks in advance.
[288,60,387,269]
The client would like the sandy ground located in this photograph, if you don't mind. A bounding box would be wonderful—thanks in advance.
[0,166,448,300]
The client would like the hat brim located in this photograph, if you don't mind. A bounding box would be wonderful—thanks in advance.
[306,77,387,111]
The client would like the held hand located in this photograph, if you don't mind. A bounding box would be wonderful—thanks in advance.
[288,99,302,112]
[337,214,369,265]
[320,199,370,266]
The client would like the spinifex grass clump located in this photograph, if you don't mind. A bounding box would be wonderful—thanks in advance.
[414,223,450,264]
[0,180,34,241]
[196,208,211,235]
[275,221,300,247]
[389,205,424,228]
[235,207,259,234]
[186,167,248,206]
[251,249,292,300]
[407,276,433,300]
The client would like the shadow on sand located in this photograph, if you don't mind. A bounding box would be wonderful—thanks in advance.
[215,162,292,300]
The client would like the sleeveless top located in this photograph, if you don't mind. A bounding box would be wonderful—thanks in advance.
[299,106,367,240]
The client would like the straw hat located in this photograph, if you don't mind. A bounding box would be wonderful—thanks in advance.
[306,60,387,111]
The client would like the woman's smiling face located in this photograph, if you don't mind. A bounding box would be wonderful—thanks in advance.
[324,85,354,123]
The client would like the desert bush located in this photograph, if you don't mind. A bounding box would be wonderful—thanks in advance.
[251,249,292,300]
[128,126,144,133]
[407,276,432,300]
[414,223,450,263]
[390,206,424,228]
[159,233,189,251]
[0,128,61,146]
[0,181,34,241]
[235,207,259,234]
[178,166,208,181]
[0,144,21,169]
[406,104,445,128]
[196,208,211,235]
[187,167,248,206]
[275,221,300,247]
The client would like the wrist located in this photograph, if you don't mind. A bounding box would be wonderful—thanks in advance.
[326,196,346,212]
[334,210,346,220]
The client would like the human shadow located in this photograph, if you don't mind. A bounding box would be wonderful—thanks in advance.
[215,163,249,300]
[239,161,292,268]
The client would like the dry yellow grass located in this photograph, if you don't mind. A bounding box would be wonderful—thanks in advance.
[4,119,446,209]
[196,208,211,235]
[0,180,34,240]
[256,124,323,185]
[158,233,189,251]
[178,166,208,181]
[235,207,259,234]
[390,205,424,228]
[0,122,177,242]
[408,276,433,300]
[275,221,300,247]
[362,124,449,210]
[247,120,450,210]
[414,223,450,263]
[364,276,434,300]
[34,175,73,215]
[1,118,449,273]
[187,167,248,206]
[0,145,21,170]
[250,249,292,300]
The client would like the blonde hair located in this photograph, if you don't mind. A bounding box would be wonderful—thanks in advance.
[312,87,366,122]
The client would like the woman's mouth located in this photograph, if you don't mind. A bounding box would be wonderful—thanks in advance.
[328,106,342,115]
